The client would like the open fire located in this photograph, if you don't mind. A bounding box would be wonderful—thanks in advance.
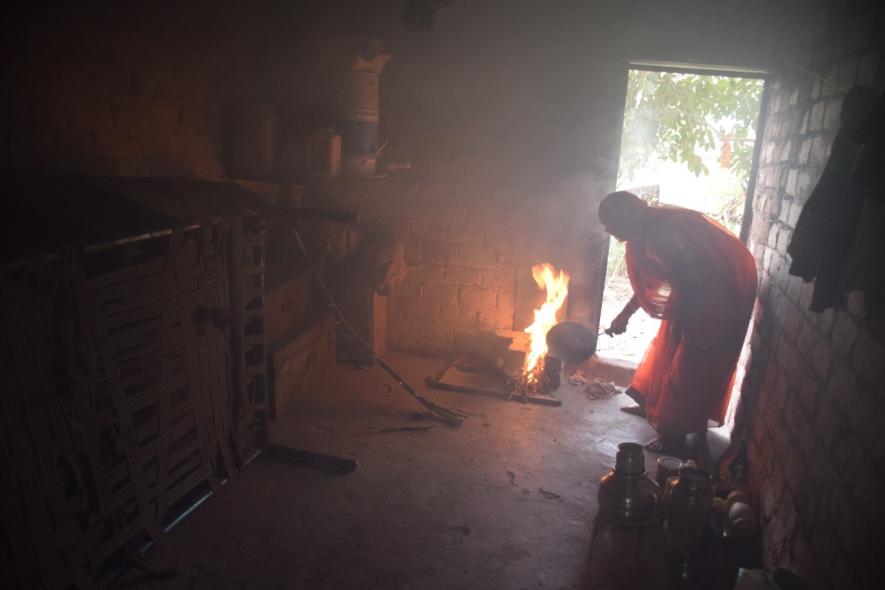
[521,263,570,392]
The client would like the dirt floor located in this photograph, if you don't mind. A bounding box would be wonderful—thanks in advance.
[119,353,669,590]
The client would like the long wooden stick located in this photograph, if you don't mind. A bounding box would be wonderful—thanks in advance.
[291,228,465,426]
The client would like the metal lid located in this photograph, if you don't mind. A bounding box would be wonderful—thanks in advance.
[614,442,646,476]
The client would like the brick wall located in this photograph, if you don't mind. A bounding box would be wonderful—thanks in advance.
[298,3,628,354]
[741,1,885,587]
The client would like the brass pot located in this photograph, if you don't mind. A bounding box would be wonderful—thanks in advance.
[598,442,660,526]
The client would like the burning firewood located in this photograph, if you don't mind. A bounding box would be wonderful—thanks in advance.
[509,263,570,399]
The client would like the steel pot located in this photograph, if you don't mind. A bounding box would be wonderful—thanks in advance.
[598,442,660,526]
[665,465,714,548]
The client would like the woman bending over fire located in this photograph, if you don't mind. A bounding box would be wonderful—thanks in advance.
[598,191,757,457]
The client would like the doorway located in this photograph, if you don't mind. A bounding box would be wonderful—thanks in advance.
[598,66,767,429]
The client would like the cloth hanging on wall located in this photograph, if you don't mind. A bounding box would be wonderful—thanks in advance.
[786,86,880,313]
[851,92,885,191]
[839,92,885,317]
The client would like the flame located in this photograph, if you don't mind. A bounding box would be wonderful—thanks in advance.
[522,263,570,384]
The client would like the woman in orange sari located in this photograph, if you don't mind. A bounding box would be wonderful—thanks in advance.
[598,192,757,455]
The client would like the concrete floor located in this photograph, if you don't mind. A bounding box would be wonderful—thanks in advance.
[125,353,664,590]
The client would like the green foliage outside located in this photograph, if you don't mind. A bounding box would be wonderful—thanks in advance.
[607,70,764,286]
[618,70,764,182]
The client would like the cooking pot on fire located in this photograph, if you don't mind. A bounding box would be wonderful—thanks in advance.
[545,321,596,365]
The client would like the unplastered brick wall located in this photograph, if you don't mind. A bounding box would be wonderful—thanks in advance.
[299,103,618,355]
[307,175,613,355]
[303,176,544,354]
[298,3,625,354]
[741,2,885,587]
[2,2,268,178]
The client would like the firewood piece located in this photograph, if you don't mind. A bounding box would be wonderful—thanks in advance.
[426,363,563,407]
[542,355,562,391]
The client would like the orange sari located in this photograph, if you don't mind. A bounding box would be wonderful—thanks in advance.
[626,207,757,436]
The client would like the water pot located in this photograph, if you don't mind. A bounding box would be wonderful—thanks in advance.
[598,442,660,526]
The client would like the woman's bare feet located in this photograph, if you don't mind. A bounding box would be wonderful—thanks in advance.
[620,386,646,417]
[623,386,643,405]
[644,433,688,458]
[645,431,708,463]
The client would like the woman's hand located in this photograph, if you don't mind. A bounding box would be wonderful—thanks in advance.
[605,295,640,336]
[606,312,630,336]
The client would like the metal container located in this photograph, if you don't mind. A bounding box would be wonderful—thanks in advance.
[655,456,684,489]
[342,152,378,177]
[545,321,595,364]
[339,42,390,157]
[339,119,380,154]
[655,457,684,518]
[665,465,714,548]
[598,442,660,526]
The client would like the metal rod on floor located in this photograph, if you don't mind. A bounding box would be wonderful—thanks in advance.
[427,376,563,406]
